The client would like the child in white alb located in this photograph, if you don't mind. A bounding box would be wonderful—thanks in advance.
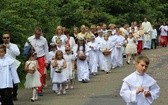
[48,43,58,92]
[120,55,160,105]
[64,47,75,89]
[73,37,90,83]
[0,45,20,105]
[87,35,99,75]
[100,34,113,73]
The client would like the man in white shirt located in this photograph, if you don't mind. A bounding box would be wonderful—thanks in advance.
[2,32,20,101]
[25,27,49,96]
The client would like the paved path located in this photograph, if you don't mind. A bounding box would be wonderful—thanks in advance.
[15,47,168,105]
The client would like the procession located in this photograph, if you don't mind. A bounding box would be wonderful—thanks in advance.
[0,15,168,105]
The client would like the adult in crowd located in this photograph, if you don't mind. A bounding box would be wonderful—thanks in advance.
[73,27,79,43]
[52,26,68,46]
[77,25,87,39]
[64,29,76,51]
[109,24,117,35]
[142,17,153,49]
[25,27,49,96]
[2,32,20,101]
[159,22,168,47]
[101,23,108,35]
[90,25,98,37]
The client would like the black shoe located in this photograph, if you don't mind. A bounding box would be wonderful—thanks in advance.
[123,55,126,58]
[82,79,85,83]
[126,61,130,65]
[38,92,43,96]
[31,98,35,102]
[13,97,18,101]
[82,79,87,83]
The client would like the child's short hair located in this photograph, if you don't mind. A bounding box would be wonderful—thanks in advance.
[136,55,150,65]
[0,44,6,52]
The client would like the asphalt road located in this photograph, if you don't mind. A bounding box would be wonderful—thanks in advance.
[15,46,168,105]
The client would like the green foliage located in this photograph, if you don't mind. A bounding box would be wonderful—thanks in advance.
[0,0,167,84]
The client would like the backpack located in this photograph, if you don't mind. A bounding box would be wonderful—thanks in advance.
[23,40,32,58]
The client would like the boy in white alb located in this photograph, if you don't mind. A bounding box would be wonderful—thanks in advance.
[0,45,20,105]
[120,55,160,105]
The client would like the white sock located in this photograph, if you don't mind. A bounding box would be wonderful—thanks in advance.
[32,88,37,100]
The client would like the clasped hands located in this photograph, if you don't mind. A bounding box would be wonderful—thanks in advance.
[136,87,151,97]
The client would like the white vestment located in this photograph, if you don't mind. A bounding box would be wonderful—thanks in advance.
[63,54,75,80]
[95,36,104,70]
[48,51,58,91]
[52,34,68,46]
[57,45,65,54]
[0,56,20,89]
[87,41,99,73]
[48,51,56,79]
[73,45,90,81]
[159,25,168,36]
[6,43,21,69]
[142,21,153,49]
[111,35,125,67]
[99,39,113,71]
[120,71,160,105]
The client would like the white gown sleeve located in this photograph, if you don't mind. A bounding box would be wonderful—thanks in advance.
[72,45,78,57]
[120,82,137,103]
[9,44,20,56]
[85,45,91,56]
[10,62,20,84]
[146,83,160,104]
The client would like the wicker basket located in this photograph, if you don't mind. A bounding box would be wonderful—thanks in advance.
[103,51,111,56]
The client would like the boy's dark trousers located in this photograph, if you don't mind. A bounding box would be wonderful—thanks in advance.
[12,84,18,100]
[151,39,157,49]
[0,88,14,105]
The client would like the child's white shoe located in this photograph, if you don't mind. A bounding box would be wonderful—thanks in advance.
[57,91,61,95]
[65,85,69,90]
[70,86,74,89]
[62,89,66,95]
[31,98,35,102]
[35,94,38,100]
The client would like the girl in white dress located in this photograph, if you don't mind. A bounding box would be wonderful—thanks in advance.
[52,50,67,95]
[73,37,90,83]
[125,32,137,64]
[64,47,75,89]
[24,50,41,102]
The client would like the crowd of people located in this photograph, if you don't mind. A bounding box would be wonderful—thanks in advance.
[0,17,167,105]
